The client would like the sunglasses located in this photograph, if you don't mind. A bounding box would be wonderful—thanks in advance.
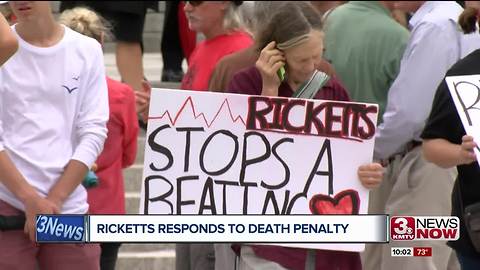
[185,1,204,7]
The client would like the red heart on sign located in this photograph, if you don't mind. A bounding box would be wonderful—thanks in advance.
[309,189,360,215]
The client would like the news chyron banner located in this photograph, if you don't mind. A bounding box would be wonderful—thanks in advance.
[35,215,460,245]
[35,214,387,245]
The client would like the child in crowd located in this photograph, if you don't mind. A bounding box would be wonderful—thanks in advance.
[59,6,139,270]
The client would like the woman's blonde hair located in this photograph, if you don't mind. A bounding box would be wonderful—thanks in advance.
[59,7,112,43]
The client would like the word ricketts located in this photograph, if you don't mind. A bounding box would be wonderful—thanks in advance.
[246,96,377,141]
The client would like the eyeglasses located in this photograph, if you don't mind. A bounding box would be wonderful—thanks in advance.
[185,1,204,7]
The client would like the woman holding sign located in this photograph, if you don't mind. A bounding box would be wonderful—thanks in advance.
[228,2,383,270]
[422,5,480,269]
[0,12,17,66]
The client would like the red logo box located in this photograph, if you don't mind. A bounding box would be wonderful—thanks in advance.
[391,216,415,240]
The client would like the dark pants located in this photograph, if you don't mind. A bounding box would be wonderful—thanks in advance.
[161,1,184,72]
[100,243,122,270]
[457,251,480,270]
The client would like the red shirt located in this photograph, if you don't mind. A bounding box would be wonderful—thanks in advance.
[181,31,253,91]
[87,77,139,214]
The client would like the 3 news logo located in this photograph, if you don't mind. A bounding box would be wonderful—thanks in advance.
[35,215,86,242]
[390,216,459,241]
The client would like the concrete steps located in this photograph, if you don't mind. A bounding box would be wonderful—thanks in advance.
[121,243,176,253]
[125,192,141,215]
[135,137,146,165]
[117,249,175,270]
[124,165,144,193]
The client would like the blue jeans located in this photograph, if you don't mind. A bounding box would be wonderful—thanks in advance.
[457,251,480,270]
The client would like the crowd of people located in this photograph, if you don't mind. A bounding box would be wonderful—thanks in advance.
[1,1,480,270]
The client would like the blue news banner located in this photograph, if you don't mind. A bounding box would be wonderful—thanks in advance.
[36,215,86,242]
[36,214,388,247]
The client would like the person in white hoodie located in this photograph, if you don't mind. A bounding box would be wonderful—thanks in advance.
[0,2,108,270]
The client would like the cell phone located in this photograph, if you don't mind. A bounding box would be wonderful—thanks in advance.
[274,44,286,81]
[277,66,286,82]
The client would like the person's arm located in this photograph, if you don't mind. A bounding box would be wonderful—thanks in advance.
[0,152,59,241]
[420,61,475,167]
[0,14,18,66]
[47,160,88,210]
[374,23,458,160]
[0,152,37,204]
[135,82,150,121]
[122,84,139,168]
[47,42,109,208]
[423,136,477,168]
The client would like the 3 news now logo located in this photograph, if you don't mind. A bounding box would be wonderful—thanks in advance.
[35,215,86,242]
[390,216,459,241]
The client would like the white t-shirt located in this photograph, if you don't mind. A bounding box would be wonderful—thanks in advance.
[0,25,109,214]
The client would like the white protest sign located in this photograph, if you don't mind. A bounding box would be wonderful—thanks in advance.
[140,89,378,251]
[446,75,480,164]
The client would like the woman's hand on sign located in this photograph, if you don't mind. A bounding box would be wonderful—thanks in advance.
[458,135,477,165]
[256,41,285,97]
[357,163,384,189]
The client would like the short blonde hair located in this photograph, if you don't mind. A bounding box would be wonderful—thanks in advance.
[59,7,112,43]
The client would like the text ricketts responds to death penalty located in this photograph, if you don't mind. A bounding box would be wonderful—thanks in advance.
[143,96,377,215]
[96,222,350,235]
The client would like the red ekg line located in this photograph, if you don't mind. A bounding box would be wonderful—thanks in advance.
[148,96,246,128]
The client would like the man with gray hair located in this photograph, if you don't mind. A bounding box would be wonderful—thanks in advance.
[208,1,288,92]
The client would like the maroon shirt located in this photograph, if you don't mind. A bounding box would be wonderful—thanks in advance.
[228,66,349,101]
[227,66,361,270]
